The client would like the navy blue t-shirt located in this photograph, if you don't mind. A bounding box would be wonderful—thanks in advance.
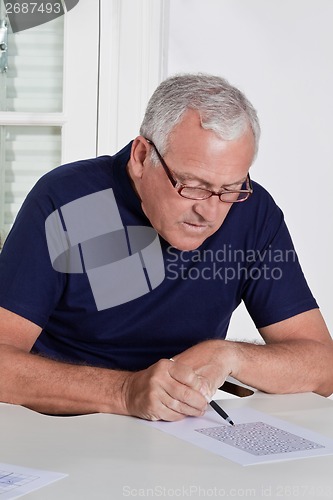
[0,143,318,371]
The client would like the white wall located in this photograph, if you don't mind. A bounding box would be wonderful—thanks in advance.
[166,0,333,341]
[97,0,169,155]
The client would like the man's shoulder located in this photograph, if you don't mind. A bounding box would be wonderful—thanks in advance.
[37,155,113,191]
[27,143,133,209]
[249,179,277,206]
[209,179,285,250]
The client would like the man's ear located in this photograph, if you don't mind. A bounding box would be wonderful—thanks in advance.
[129,136,150,180]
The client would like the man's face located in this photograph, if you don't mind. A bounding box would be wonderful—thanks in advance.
[129,110,255,251]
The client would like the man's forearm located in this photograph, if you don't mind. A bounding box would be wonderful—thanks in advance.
[174,337,333,397]
[0,344,211,421]
[225,338,333,397]
[0,344,130,415]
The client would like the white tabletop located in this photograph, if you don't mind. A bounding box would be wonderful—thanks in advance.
[2,392,333,499]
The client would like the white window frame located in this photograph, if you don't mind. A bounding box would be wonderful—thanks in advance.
[62,0,100,163]
[0,0,100,164]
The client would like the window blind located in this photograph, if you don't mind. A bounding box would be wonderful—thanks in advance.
[5,16,64,112]
[0,125,61,246]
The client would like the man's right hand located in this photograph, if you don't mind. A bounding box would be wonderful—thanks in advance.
[122,358,212,421]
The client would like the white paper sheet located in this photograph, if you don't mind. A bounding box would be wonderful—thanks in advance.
[147,407,333,466]
[0,463,67,499]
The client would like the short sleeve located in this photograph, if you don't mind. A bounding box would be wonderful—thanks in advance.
[241,204,318,329]
[0,185,66,328]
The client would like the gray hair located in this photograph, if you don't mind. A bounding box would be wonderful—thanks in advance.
[140,73,260,162]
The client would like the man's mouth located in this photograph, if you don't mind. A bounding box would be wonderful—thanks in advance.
[181,221,209,233]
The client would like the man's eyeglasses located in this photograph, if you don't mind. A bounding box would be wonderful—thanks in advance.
[146,139,253,203]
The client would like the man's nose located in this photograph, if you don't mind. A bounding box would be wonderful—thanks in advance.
[192,195,222,222]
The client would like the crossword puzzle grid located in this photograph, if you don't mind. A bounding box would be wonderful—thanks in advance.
[195,421,325,456]
[0,471,38,494]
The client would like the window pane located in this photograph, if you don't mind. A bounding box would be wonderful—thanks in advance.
[1,16,64,112]
[0,125,62,246]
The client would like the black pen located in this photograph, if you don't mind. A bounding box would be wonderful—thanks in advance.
[209,399,235,426]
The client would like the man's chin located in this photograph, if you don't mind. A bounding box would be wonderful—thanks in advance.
[167,235,207,252]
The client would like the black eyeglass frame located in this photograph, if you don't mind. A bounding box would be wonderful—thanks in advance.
[145,139,253,203]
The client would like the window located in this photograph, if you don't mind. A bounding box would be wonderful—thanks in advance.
[0,13,64,246]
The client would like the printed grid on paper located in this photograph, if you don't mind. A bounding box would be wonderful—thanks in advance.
[0,471,39,494]
[195,421,325,456]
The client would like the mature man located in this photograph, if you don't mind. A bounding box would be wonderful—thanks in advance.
[0,74,332,421]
